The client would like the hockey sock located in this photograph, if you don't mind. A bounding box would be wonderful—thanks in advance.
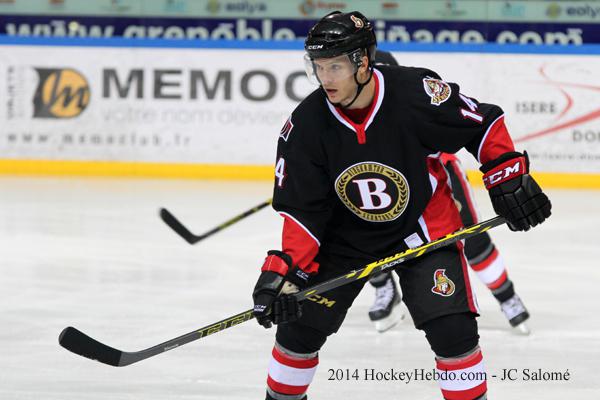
[266,342,319,400]
[469,247,510,294]
[436,346,487,400]
[491,279,516,303]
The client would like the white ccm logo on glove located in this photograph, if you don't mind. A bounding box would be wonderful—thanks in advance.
[483,158,526,189]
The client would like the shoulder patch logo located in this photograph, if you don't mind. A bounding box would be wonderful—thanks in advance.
[431,269,456,297]
[423,77,452,106]
[279,116,294,142]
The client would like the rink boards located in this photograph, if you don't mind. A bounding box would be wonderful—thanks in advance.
[1,37,600,187]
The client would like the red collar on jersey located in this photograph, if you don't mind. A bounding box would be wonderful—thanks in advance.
[335,71,380,144]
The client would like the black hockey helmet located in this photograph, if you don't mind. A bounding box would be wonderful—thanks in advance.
[305,11,377,65]
[304,11,377,108]
[374,50,399,67]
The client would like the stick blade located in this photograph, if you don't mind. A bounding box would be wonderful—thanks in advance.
[59,326,123,367]
[159,208,198,244]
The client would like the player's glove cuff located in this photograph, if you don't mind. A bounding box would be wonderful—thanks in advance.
[261,250,293,275]
[480,151,528,190]
[261,250,311,289]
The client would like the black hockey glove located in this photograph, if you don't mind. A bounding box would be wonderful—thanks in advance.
[252,250,310,329]
[481,151,551,232]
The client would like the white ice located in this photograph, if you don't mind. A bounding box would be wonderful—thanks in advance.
[0,177,599,399]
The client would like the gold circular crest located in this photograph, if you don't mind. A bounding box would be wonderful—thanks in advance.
[335,162,410,222]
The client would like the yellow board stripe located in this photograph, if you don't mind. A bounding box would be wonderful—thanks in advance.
[0,159,274,180]
[0,159,599,189]
[465,170,600,189]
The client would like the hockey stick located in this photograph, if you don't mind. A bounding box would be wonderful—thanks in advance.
[59,216,505,367]
[159,199,272,244]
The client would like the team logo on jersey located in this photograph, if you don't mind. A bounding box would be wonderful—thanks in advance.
[431,269,456,297]
[335,162,410,223]
[279,116,294,142]
[423,77,451,106]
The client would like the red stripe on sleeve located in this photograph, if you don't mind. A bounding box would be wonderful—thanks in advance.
[282,216,320,274]
[478,116,515,164]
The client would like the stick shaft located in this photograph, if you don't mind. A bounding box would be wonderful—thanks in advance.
[160,199,272,244]
[60,216,505,366]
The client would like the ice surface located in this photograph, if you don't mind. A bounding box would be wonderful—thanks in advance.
[0,177,598,399]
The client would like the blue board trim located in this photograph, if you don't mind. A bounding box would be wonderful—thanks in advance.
[1,35,600,55]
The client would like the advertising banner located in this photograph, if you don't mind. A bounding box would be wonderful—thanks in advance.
[1,44,599,173]
[1,14,599,45]
[2,1,600,23]
[1,45,311,164]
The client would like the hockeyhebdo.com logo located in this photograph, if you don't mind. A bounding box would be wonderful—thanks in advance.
[32,68,91,119]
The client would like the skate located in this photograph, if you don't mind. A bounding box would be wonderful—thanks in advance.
[500,293,530,335]
[368,275,404,332]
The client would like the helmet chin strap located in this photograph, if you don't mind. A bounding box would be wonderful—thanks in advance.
[328,67,373,109]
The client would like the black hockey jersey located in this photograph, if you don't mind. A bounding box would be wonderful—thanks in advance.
[272,65,515,274]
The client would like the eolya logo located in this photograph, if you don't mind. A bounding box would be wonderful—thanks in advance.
[206,0,220,14]
[431,269,455,297]
[298,0,316,16]
[33,68,90,118]
[423,77,451,106]
[335,162,410,223]
[546,3,561,18]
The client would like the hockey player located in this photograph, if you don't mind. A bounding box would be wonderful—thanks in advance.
[368,51,531,334]
[443,153,531,330]
[252,11,551,400]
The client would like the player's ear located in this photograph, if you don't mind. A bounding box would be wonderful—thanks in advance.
[358,55,369,74]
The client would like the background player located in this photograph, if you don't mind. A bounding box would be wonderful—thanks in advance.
[368,51,531,335]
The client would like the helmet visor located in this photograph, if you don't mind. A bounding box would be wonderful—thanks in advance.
[303,53,359,86]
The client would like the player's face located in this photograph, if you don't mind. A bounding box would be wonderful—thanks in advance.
[312,55,358,103]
